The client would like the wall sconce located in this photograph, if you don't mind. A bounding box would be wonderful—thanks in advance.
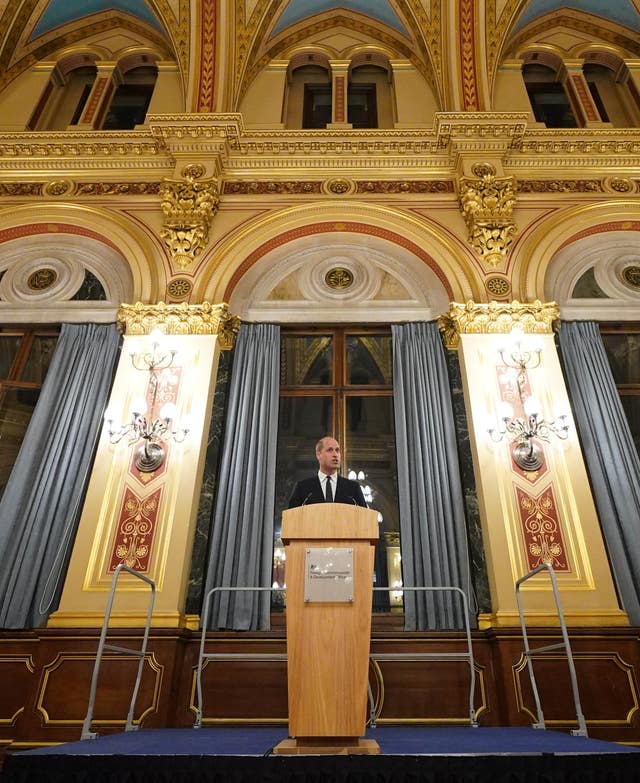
[498,325,542,401]
[489,328,569,471]
[489,397,569,471]
[105,330,190,472]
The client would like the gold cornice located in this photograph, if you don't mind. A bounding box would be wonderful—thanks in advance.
[117,301,241,348]
[2,119,640,177]
[438,300,560,349]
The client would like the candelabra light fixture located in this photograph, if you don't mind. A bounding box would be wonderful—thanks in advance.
[489,396,569,471]
[488,328,569,471]
[105,330,190,472]
[498,325,542,401]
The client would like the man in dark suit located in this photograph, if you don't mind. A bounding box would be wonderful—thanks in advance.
[288,436,368,508]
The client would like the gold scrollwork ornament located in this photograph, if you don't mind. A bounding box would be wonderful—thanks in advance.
[159,173,219,269]
[458,168,517,267]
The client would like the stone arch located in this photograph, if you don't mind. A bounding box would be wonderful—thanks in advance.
[511,201,640,314]
[0,204,166,316]
[193,203,479,319]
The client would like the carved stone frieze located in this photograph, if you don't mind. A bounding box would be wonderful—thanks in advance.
[159,167,219,269]
[0,136,164,158]
[76,182,161,195]
[356,180,454,193]
[223,181,322,194]
[438,300,560,349]
[117,301,240,348]
[518,180,603,193]
[0,183,43,196]
[458,163,517,268]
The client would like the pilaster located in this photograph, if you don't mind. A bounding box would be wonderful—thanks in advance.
[439,301,628,628]
[48,302,240,628]
[327,60,352,129]
[563,60,608,128]
[75,62,118,130]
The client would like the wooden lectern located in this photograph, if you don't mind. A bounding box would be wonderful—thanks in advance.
[274,502,379,755]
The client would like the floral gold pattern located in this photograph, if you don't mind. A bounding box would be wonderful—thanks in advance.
[516,485,568,572]
[458,165,517,267]
[117,302,240,349]
[439,300,560,349]
[159,170,219,269]
[110,487,162,572]
[43,179,74,197]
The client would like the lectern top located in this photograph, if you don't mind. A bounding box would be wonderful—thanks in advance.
[281,502,378,543]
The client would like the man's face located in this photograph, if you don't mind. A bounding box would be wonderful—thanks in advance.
[316,437,341,474]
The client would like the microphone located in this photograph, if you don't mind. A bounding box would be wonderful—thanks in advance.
[346,496,358,506]
[301,492,313,506]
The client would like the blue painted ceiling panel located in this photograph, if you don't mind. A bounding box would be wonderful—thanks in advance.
[515,0,640,32]
[31,0,163,39]
[272,0,408,36]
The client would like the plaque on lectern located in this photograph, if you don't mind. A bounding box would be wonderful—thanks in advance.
[304,547,353,603]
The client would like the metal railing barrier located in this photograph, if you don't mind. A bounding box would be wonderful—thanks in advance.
[515,562,587,737]
[195,584,477,729]
[81,563,156,740]
[368,586,478,728]
[194,586,287,728]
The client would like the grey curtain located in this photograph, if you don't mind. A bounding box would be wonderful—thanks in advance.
[392,322,473,630]
[558,321,640,625]
[0,323,121,628]
[203,323,280,631]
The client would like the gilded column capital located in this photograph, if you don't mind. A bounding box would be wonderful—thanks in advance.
[117,301,241,348]
[159,163,219,269]
[458,163,517,268]
[438,300,560,349]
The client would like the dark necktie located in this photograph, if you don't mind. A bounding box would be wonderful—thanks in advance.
[325,476,333,502]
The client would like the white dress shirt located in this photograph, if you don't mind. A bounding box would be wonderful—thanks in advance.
[318,470,337,501]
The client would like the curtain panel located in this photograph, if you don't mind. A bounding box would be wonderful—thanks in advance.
[0,322,121,628]
[392,322,474,631]
[558,321,640,625]
[202,323,280,631]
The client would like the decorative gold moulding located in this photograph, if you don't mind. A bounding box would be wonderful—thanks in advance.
[478,610,629,629]
[117,301,240,349]
[159,174,219,269]
[47,611,191,629]
[438,300,560,349]
[458,165,517,268]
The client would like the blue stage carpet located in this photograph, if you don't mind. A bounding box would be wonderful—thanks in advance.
[2,725,639,782]
[9,725,640,756]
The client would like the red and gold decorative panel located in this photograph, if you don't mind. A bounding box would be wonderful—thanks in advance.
[334,76,345,122]
[109,486,163,572]
[515,485,569,572]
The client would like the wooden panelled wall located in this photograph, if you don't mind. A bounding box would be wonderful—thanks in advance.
[1,624,639,759]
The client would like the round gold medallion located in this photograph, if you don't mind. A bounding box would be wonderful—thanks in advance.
[28,268,58,290]
[167,277,193,300]
[325,267,354,290]
[621,266,640,290]
[485,275,511,298]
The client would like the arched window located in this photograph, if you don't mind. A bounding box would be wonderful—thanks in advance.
[275,327,401,612]
[285,63,332,129]
[583,62,635,127]
[348,61,394,129]
[28,64,97,130]
[523,62,577,128]
[101,65,158,130]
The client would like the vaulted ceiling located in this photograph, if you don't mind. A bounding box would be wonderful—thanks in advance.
[1,1,639,113]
